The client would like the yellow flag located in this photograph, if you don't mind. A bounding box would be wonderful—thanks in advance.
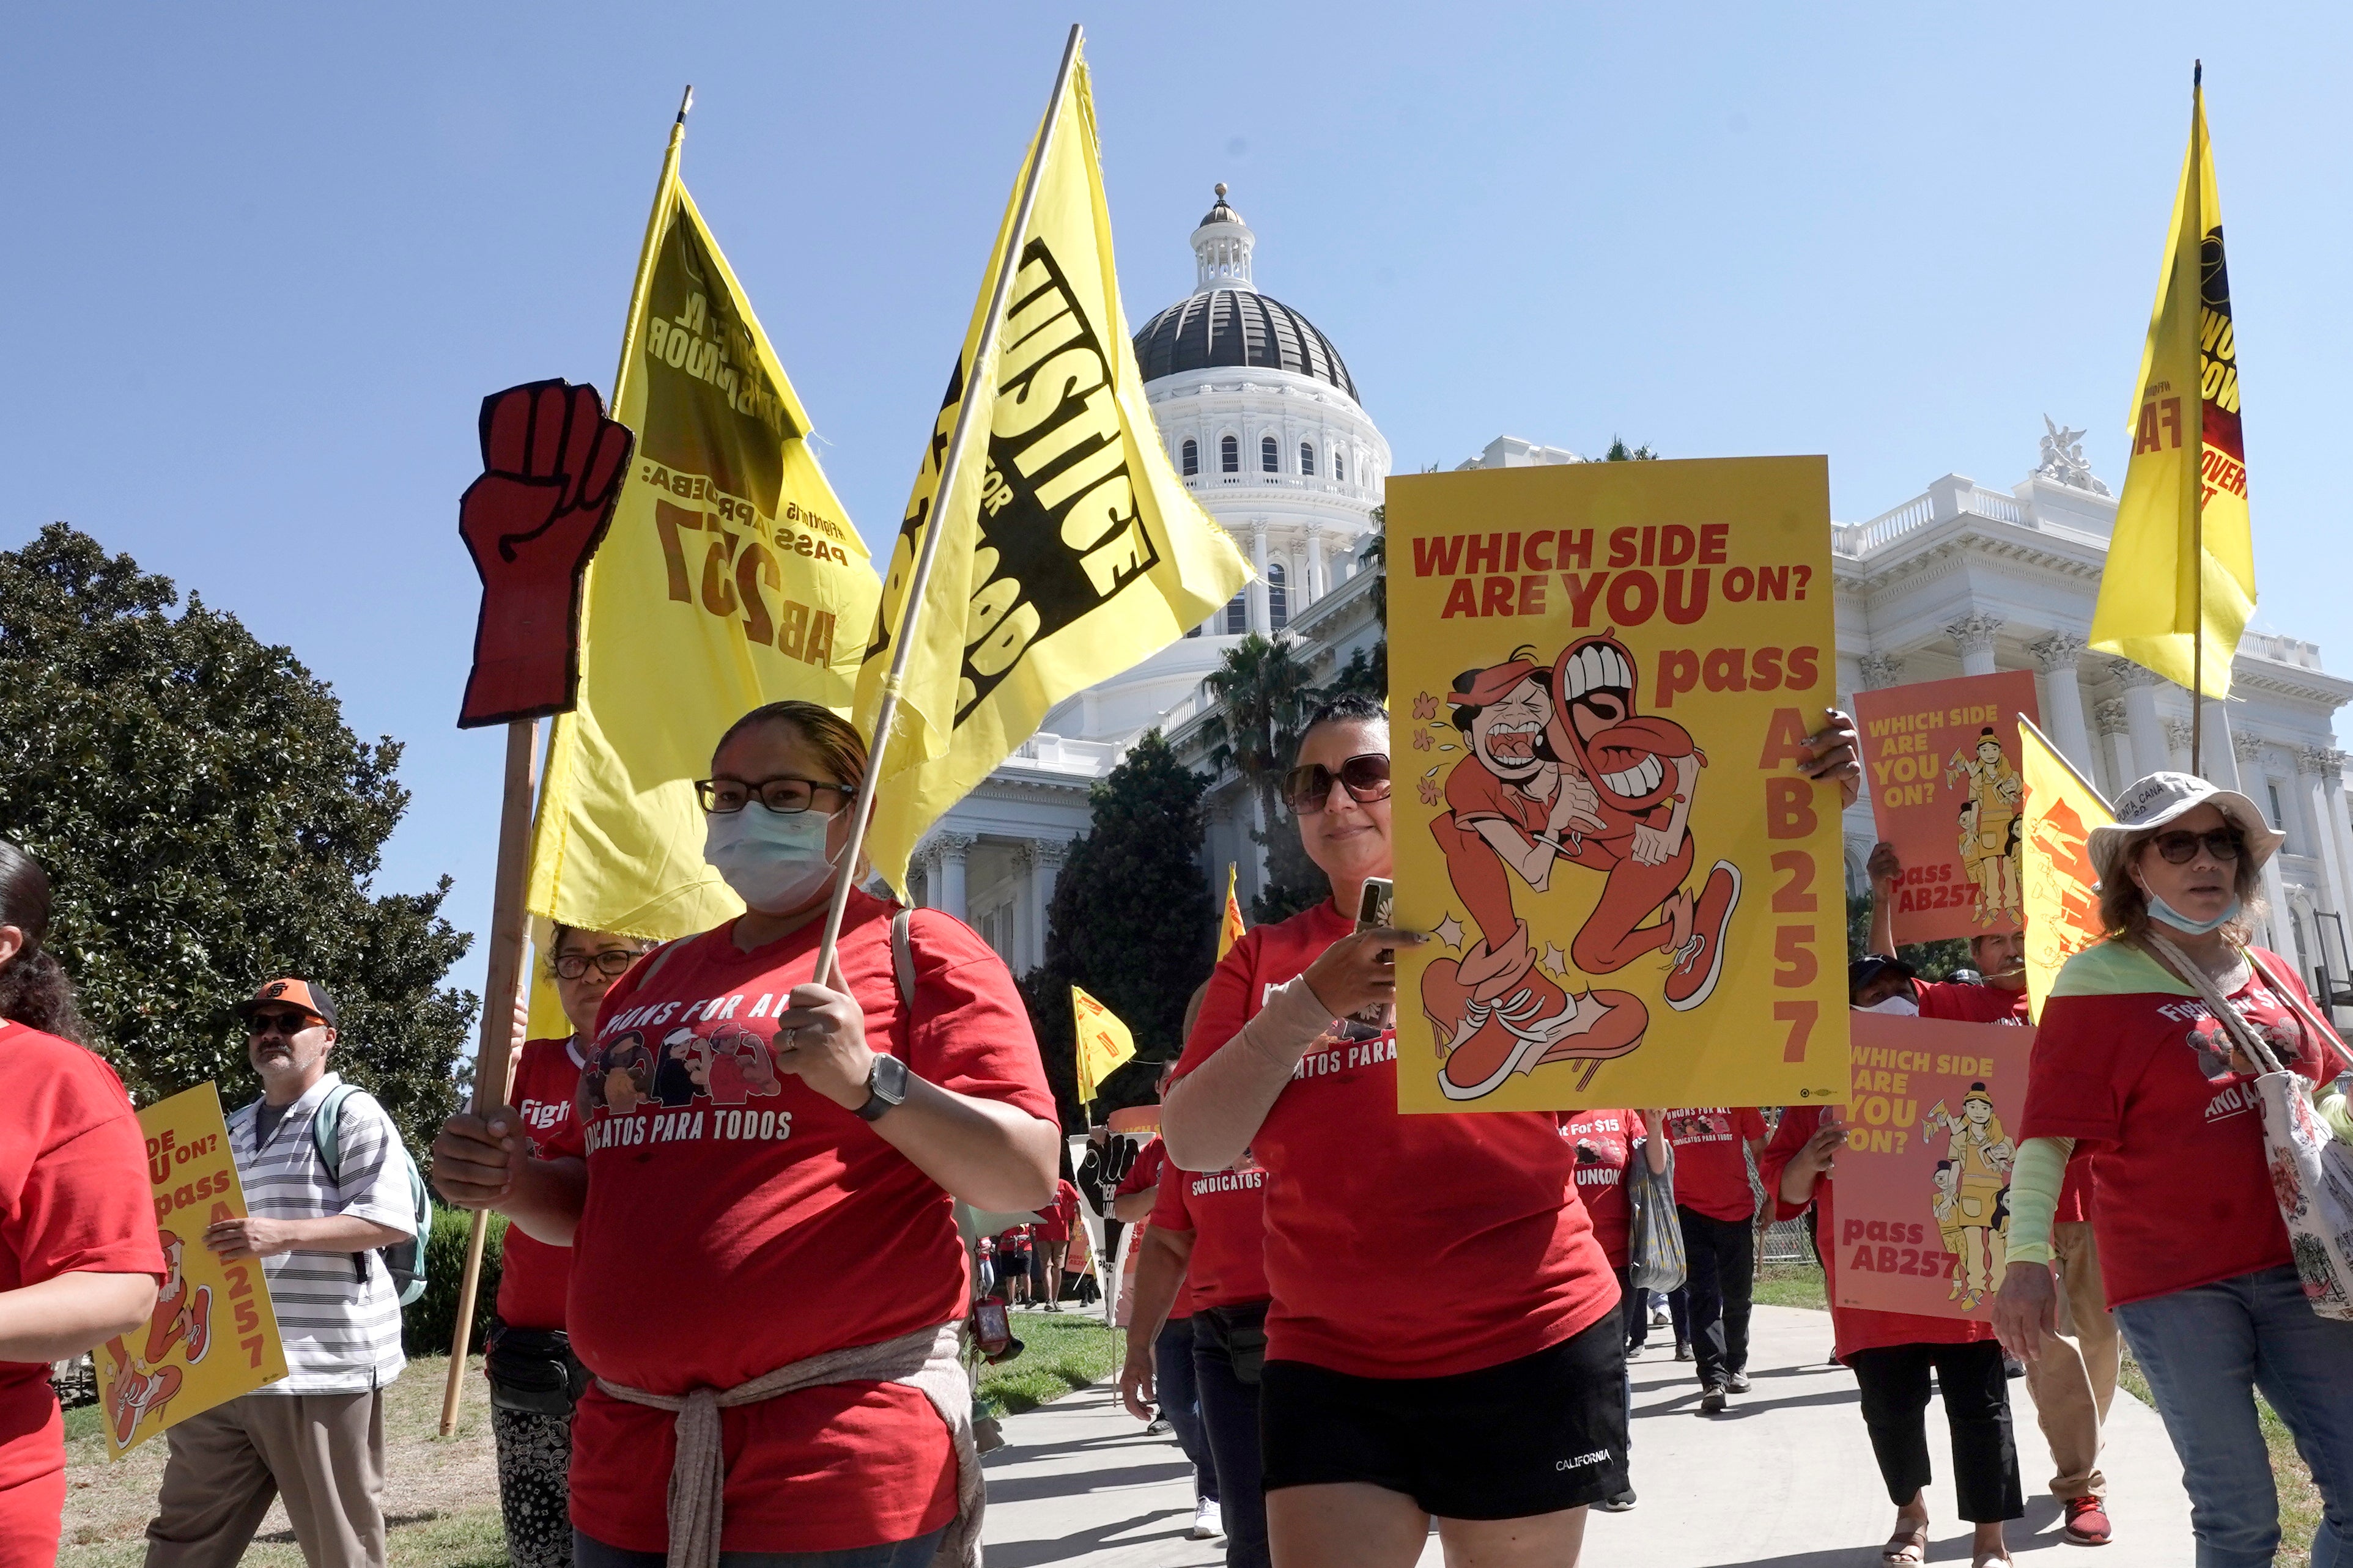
[852,42,1251,895]
[1071,984,1137,1106]
[524,118,879,966]
[1218,863,1246,960]
[2019,718,2115,1020]
[2090,69,2255,700]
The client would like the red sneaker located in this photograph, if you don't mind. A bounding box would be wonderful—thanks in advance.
[2061,1496,2111,1545]
[1664,861,1740,1011]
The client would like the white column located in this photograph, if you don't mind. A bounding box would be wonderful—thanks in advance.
[2234,733,2287,952]
[1247,525,1270,636]
[1007,844,1038,974]
[2028,633,2096,773]
[2110,660,2173,779]
[931,831,972,922]
[1306,526,1329,602]
[2094,700,2133,800]
[1946,614,2004,678]
[1029,841,1066,962]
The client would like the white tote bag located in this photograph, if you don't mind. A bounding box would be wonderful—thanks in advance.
[2144,932,2353,1321]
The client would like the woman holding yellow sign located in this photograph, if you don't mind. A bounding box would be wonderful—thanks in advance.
[0,839,163,1566]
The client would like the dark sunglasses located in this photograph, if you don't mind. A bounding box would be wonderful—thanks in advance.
[1284,753,1391,814]
[553,949,640,981]
[247,1010,317,1036]
[2150,828,2244,864]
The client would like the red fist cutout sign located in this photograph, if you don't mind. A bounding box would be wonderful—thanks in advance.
[457,379,634,728]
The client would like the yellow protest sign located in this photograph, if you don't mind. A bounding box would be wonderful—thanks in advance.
[2019,716,2115,1021]
[1071,984,1137,1106]
[94,1084,286,1458]
[525,115,878,990]
[1387,457,1850,1112]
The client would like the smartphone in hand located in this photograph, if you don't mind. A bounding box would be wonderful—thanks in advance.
[1351,877,1396,1034]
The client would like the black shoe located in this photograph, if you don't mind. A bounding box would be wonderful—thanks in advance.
[1700,1385,1727,1414]
[1596,1489,1637,1512]
[1726,1371,1752,1394]
[1674,1339,1693,1362]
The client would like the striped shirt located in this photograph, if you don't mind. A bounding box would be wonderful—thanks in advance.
[227,1072,414,1393]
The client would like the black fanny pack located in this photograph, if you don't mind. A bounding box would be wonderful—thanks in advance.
[1198,1302,1270,1386]
[483,1318,589,1418]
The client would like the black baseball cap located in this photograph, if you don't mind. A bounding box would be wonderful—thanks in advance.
[1848,955,1915,993]
[235,977,340,1029]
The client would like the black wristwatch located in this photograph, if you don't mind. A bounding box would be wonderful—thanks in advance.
[855,1052,911,1122]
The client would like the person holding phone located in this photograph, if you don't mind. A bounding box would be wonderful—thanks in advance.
[1162,693,1867,1567]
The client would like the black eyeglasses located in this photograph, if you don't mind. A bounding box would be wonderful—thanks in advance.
[1284,754,1391,815]
[553,950,641,981]
[695,776,855,815]
[2150,828,2244,864]
[247,1010,316,1036]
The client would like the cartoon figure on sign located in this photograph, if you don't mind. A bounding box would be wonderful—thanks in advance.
[1946,727,2023,927]
[580,1032,655,1117]
[1930,1161,1965,1299]
[1924,1083,2014,1308]
[102,1334,183,1447]
[1420,647,1649,1100]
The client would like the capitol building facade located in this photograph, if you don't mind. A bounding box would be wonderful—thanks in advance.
[901,189,2353,1026]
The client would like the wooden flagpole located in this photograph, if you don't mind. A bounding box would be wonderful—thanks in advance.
[440,716,543,1435]
[810,23,1084,987]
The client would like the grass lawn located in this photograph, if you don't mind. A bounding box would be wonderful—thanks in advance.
[53,1318,1125,1568]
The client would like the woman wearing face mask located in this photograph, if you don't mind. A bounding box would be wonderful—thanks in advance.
[482,926,650,1568]
[1993,772,2353,1567]
[0,839,163,1567]
[432,702,1060,1568]
[1160,694,1869,1568]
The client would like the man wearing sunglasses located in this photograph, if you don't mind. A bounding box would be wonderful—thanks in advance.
[146,977,418,1568]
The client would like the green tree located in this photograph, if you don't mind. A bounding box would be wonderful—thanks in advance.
[0,525,477,1154]
[1603,438,1660,462]
[1021,730,1215,1126]
[1199,635,1330,924]
[1359,505,1387,626]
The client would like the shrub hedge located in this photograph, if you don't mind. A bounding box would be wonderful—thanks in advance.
[402,1204,507,1356]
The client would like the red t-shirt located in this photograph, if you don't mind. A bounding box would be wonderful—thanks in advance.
[555,894,1055,1555]
[494,1036,585,1332]
[1033,1179,1079,1244]
[1560,1110,1647,1270]
[1914,979,2031,1026]
[1172,899,1616,1378]
[1760,1105,1996,1362]
[0,1023,165,1549]
[1663,1108,1766,1221]
[1150,1154,1271,1311]
[2023,943,2330,1309]
[1117,1139,1191,1319]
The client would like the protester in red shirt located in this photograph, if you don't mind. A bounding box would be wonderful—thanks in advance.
[1111,1094,1224,1547]
[1032,1175,1080,1313]
[432,702,1059,1567]
[1764,1104,2021,1566]
[1867,841,2115,1541]
[1661,1106,1767,1410]
[1559,1108,1666,1513]
[486,924,650,1568]
[0,839,163,1567]
[1161,693,1868,1567]
[1996,774,2353,1566]
[1120,1122,1272,1563]
[995,1226,1032,1307]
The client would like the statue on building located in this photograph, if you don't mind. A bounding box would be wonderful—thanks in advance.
[2035,415,2111,496]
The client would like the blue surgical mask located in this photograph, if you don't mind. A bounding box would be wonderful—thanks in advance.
[2146,892,2242,937]
[703,806,841,913]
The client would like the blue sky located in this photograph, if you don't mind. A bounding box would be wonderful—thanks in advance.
[6,3,2347,987]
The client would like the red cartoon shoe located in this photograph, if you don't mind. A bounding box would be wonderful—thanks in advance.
[1532,988,1650,1069]
[1420,957,1475,1060]
[1664,861,1741,1012]
[1440,965,1574,1100]
[181,1286,212,1365]
[110,1363,182,1446]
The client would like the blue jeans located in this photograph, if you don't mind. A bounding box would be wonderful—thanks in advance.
[1158,1315,1217,1501]
[1194,1306,1271,1568]
[574,1526,944,1567]
[2114,1264,2353,1568]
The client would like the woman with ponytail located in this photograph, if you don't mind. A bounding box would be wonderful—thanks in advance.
[0,838,163,1567]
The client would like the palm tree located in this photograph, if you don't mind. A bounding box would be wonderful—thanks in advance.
[1603,437,1660,462]
[1359,504,1387,626]
[1200,633,1321,840]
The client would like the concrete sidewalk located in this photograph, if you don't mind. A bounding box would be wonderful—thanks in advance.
[980,1305,2195,1567]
